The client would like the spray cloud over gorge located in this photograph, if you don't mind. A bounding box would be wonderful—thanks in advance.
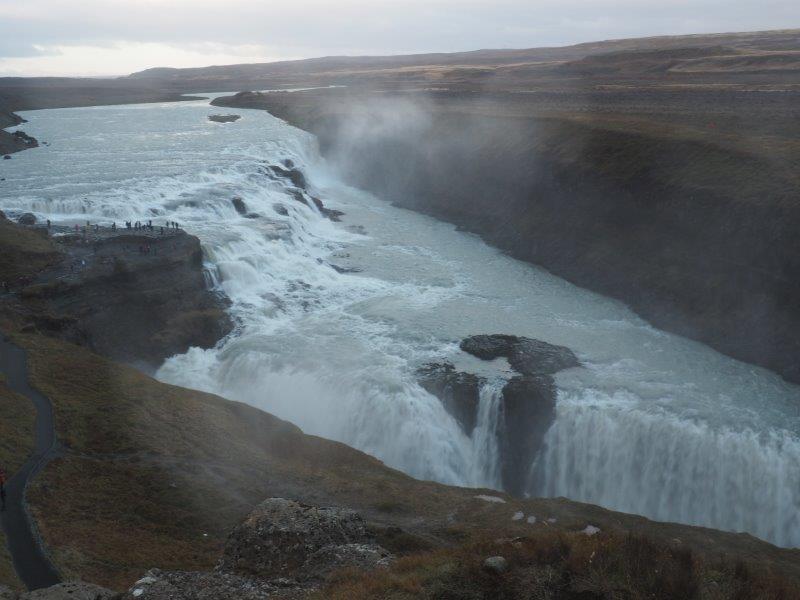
[2,95,799,549]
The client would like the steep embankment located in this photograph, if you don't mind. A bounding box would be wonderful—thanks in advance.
[214,90,800,384]
[0,215,232,369]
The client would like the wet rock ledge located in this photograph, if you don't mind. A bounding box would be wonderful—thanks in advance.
[0,213,232,369]
[419,334,579,495]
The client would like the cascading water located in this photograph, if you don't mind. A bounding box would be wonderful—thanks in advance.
[1,94,798,547]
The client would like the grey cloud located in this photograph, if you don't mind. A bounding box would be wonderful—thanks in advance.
[1,0,798,62]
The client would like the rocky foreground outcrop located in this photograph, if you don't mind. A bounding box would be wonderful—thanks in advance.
[116,499,391,599]
[0,215,232,368]
[419,334,579,494]
[0,582,116,599]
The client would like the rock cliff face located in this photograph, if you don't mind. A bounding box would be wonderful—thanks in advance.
[219,90,800,384]
[420,334,579,494]
[0,217,232,369]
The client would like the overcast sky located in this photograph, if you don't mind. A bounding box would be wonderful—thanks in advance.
[1,0,798,77]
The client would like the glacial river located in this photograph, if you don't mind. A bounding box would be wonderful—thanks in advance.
[1,94,798,547]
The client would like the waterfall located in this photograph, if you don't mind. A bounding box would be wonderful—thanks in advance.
[467,380,505,488]
[532,389,800,547]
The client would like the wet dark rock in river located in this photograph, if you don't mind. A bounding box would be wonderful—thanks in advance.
[273,203,289,216]
[417,362,484,434]
[270,165,308,190]
[17,212,37,225]
[286,188,308,206]
[461,334,578,376]
[311,196,345,222]
[453,334,579,494]
[329,264,363,274]
[500,375,557,495]
[208,114,241,123]
[231,196,247,214]
[282,158,295,168]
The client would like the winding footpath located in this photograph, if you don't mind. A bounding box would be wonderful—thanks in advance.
[0,335,61,590]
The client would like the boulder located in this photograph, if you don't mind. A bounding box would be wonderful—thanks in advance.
[417,362,484,434]
[219,498,389,582]
[273,203,289,216]
[17,213,37,226]
[500,375,557,495]
[460,334,578,376]
[483,556,509,574]
[3,155,11,160]
[24,582,119,599]
[231,196,247,215]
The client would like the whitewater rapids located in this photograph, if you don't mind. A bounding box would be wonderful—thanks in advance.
[1,94,798,547]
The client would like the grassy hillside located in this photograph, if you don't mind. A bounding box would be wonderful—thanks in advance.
[0,217,61,283]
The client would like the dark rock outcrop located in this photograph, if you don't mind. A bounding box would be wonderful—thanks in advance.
[273,203,289,216]
[2,221,232,369]
[120,499,391,599]
[310,196,344,221]
[208,114,241,123]
[454,335,578,494]
[417,362,484,434]
[17,213,37,226]
[500,375,557,495]
[0,118,38,156]
[460,334,579,376]
[270,165,308,191]
[231,196,247,214]
[220,498,390,582]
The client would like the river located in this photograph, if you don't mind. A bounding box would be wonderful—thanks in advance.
[1,94,798,547]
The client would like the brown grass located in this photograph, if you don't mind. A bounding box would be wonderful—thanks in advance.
[0,217,61,282]
[318,532,800,600]
[0,530,22,590]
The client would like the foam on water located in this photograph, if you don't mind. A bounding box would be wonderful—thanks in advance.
[2,95,799,546]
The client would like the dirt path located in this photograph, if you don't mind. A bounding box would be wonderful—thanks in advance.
[0,335,61,590]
